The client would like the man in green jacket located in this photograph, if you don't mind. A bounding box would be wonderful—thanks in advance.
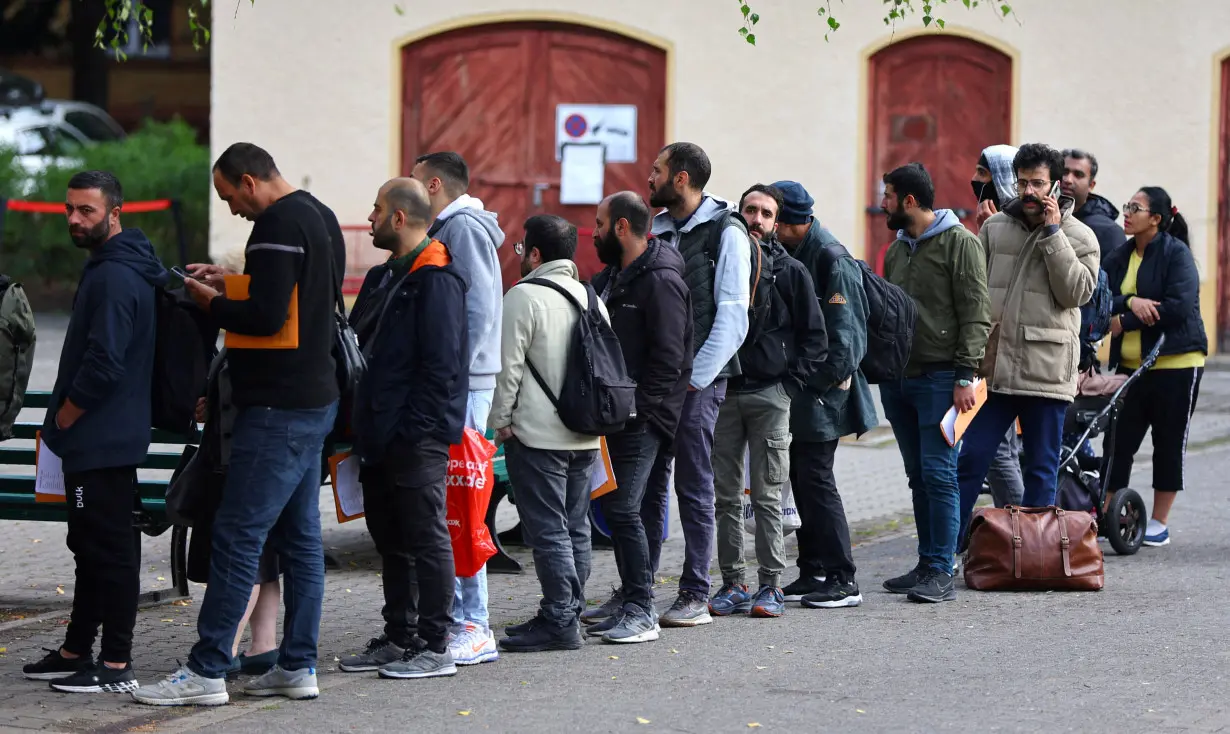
[772,181,877,610]
[879,163,991,604]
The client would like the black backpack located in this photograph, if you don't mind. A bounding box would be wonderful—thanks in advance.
[151,285,217,436]
[523,278,636,436]
[815,242,917,384]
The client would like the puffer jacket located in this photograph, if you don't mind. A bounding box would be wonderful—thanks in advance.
[977,198,1100,402]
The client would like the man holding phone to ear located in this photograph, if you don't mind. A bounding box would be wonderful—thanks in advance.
[955,142,1100,544]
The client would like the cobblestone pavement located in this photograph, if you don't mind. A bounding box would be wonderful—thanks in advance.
[2,314,1229,732]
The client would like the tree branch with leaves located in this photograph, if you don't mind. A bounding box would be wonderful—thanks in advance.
[738,0,1018,44]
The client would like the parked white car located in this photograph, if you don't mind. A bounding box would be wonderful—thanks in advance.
[0,102,124,197]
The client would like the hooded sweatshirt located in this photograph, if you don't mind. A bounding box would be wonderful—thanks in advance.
[42,228,169,473]
[1073,192,1127,261]
[650,194,753,389]
[976,144,1019,208]
[428,194,505,390]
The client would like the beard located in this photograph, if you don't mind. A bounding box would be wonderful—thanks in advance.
[520,255,534,277]
[1020,194,1042,213]
[747,223,768,242]
[69,219,111,250]
[885,202,910,231]
[648,182,681,209]
[596,228,623,268]
[371,218,398,252]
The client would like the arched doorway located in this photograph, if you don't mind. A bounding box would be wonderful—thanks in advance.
[865,35,1012,271]
[400,22,668,289]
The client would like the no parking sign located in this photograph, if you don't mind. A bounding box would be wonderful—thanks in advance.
[555,103,638,162]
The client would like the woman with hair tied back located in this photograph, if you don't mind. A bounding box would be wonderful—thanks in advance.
[1103,186,1207,548]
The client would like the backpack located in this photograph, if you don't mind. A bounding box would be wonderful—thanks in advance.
[705,210,776,348]
[151,285,217,436]
[522,278,636,436]
[0,275,36,441]
[1081,269,1113,345]
[814,242,917,384]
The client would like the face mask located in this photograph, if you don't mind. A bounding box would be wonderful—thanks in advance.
[971,180,1000,209]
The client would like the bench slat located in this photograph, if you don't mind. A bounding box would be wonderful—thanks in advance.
[9,422,198,445]
[0,474,168,497]
[0,446,185,471]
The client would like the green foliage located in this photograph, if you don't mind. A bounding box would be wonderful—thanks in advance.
[740,0,1018,42]
[94,0,215,58]
[0,119,209,287]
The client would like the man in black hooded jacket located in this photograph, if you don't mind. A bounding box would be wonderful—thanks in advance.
[1062,148,1126,260]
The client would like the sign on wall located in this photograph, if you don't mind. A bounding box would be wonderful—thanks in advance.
[555,104,638,163]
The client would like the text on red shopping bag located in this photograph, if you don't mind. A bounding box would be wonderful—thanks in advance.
[446,428,499,577]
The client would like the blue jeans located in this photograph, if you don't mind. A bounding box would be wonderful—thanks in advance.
[188,402,337,678]
[453,389,493,630]
[957,392,1067,545]
[880,372,960,575]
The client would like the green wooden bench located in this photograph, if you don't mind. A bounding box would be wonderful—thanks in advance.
[0,390,192,604]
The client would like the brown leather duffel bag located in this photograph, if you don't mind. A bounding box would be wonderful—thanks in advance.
[963,506,1104,591]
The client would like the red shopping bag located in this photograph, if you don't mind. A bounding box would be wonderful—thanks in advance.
[446,428,498,577]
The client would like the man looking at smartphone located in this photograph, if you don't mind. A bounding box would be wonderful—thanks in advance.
[954,143,1100,545]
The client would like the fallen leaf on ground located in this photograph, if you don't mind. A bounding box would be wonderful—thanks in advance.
[857,709,866,714]
[755,666,767,670]
[636,718,651,725]
[345,589,352,593]
[171,600,191,606]
[670,649,679,654]
[161,619,174,622]
[748,724,762,729]
[0,647,7,654]
[55,586,65,595]
[32,539,41,543]
[156,577,166,581]
[458,711,471,716]
[608,655,619,660]
[766,645,775,649]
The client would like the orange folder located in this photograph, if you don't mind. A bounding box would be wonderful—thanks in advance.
[222,275,299,349]
[940,378,988,447]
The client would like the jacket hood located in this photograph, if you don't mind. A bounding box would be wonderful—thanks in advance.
[88,227,169,286]
[980,144,1019,204]
[1076,192,1119,222]
[440,205,506,249]
[650,193,734,236]
[897,208,963,248]
[521,257,579,283]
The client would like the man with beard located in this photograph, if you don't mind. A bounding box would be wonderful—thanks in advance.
[1061,148,1126,260]
[955,143,1099,550]
[769,181,875,609]
[879,163,990,604]
[338,178,469,680]
[642,142,753,628]
[708,183,827,619]
[492,215,604,653]
[22,171,167,694]
[583,192,692,643]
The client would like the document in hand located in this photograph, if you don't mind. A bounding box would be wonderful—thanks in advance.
[940,378,988,447]
[222,275,299,349]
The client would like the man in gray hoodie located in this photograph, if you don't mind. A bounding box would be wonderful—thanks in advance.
[411,151,505,665]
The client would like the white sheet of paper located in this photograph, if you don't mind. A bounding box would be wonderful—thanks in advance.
[590,440,609,495]
[36,436,66,500]
[559,143,605,205]
[334,453,363,518]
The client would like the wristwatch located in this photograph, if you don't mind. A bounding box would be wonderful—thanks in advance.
[956,379,973,388]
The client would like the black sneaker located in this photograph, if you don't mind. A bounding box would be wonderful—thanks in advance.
[339,635,405,672]
[802,577,864,609]
[906,570,957,603]
[504,612,547,638]
[498,619,583,653]
[23,648,94,681]
[781,575,826,602]
[49,663,139,694]
[882,563,927,594]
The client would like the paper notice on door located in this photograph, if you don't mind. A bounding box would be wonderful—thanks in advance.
[34,432,67,503]
[559,142,605,205]
[329,452,364,523]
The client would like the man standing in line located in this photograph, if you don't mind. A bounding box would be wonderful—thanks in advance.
[1061,148,1126,261]
[342,178,469,680]
[708,183,827,619]
[492,215,603,653]
[771,180,877,609]
[134,144,341,705]
[23,172,167,694]
[878,163,991,604]
[957,143,1099,546]
[410,151,505,665]
[642,142,753,628]
[585,192,692,643]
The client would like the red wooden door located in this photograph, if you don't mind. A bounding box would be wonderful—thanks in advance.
[402,23,667,290]
[865,36,1012,271]
[1217,57,1230,351]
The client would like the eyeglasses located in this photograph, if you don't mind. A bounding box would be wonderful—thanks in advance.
[1121,203,1152,216]
[513,241,525,256]
[1013,179,1051,194]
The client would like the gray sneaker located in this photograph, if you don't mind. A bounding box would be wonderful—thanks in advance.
[659,591,713,628]
[339,636,405,673]
[584,607,626,638]
[243,665,318,700]
[378,648,457,680]
[131,666,229,707]
[602,604,660,644]
[580,588,625,625]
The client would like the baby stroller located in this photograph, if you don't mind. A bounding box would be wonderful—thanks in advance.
[1055,334,1165,555]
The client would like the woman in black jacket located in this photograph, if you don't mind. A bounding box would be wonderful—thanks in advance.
[1104,186,1207,547]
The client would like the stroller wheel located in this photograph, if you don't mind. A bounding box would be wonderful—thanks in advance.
[1105,488,1147,555]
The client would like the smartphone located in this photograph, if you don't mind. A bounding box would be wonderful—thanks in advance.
[170,266,196,282]
[1048,180,1062,200]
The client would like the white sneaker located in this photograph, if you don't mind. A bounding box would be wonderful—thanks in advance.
[131,666,229,707]
[447,622,499,666]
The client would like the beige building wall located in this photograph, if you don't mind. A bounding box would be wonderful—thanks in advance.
[209,0,1230,341]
